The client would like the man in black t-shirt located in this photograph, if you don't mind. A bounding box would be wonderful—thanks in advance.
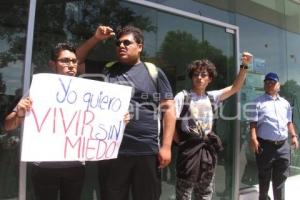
[77,25,176,200]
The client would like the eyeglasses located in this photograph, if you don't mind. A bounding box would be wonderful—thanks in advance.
[193,72,209,78]
[56,58,78,66]
[264,80,277,85]
[115,40,134,47]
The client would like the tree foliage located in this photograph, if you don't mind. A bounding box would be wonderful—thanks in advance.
[158,30,233,91]
[0,0,155,72]
[280,79,300,131]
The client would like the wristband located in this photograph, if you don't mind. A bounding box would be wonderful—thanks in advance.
[240,64,248,69]
[17,115,25,118]
[291,135,298,138]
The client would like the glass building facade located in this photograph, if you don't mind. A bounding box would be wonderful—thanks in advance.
[1,0,300,199]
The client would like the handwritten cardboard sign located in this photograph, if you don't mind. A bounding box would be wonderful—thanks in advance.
[21,73,132,162]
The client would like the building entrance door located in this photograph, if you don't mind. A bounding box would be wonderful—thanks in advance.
[1,0,241,199]
[124,1,241,199]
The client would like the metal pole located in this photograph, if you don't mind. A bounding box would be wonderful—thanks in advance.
[233,28,241,200]
[19,0,37,199]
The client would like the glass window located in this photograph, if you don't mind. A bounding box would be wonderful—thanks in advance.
[238,13,288,190]
[2,0,300,199]
[30,0,238,199]
[0,0,29,199]
[133,7,237,200]
[238,0,300,193]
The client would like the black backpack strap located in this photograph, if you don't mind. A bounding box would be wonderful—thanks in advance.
[206,92,219,132]
[179,90,191,118]
[206,93,216,115]
[180,91,217,120]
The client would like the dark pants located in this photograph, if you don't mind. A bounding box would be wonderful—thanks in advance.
[98,155,161,200]
[176,175,215,200]
[256,138,290,200]
[31,165,85,200]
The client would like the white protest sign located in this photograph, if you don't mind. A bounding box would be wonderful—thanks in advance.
[21,73,132,162]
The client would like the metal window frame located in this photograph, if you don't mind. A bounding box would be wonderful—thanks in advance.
[19,0,37,199]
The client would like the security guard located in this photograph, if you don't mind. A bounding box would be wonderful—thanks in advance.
[248,72,299,200]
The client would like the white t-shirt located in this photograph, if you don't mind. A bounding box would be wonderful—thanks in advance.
[175,90,223,135]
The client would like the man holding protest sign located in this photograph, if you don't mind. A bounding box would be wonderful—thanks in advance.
[77,25,176,200]
[4,43,85,200]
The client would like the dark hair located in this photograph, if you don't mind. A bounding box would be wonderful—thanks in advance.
[187,59,217,79]
[51,42,76,61]
[116,25,144,45]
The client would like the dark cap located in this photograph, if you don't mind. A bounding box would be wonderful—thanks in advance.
[264,72,279,82]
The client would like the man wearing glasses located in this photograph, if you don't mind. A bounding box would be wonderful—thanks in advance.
[4,43,85,200]
[77,25,176,200]
[248,72,299,200]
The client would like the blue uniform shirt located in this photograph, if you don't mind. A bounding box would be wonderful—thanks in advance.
[248,93,292,141]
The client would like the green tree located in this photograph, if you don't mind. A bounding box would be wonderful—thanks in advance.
[0,0,155,73]
[157,30,232,91]
[281,79,300,168]
[280,80,300,129]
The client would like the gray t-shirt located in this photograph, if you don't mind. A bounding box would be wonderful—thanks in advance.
[86,60,174,155]
[175,90,222,136]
